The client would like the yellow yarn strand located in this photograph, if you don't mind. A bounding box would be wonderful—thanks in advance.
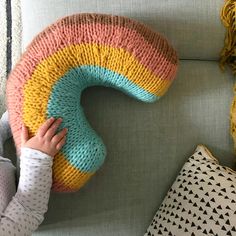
[23,43,171,190]
[220,1,236,154]
[220,0,236,74]
[230,97,236,154]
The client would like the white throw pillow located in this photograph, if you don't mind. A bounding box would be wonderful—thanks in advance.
[145,145,236,236]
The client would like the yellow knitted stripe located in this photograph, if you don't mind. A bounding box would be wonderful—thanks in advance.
[53,153,94,190]
[22,43,171,189]
[27,43,171,97]
[23,43,172,134]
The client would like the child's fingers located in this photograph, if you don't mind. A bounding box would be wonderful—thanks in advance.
[21,124,29,146]
[37,117,55,137]
[56,136,66,151]
[51,128,68,144]
[45,118,63,140]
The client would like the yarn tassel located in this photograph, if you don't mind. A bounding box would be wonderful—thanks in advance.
[230,83,236,155]
[220,1,236,155]
[220,0,236,74]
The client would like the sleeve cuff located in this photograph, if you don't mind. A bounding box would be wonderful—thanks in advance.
[20,147,53,167]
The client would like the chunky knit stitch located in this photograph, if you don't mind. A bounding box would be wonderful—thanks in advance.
[6,13,178,192]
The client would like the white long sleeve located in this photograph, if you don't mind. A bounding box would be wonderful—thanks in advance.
[0,147,53,236]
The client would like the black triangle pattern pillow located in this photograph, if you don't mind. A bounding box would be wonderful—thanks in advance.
[144,145,236,236]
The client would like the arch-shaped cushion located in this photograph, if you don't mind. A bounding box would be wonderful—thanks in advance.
[6,13,178,192]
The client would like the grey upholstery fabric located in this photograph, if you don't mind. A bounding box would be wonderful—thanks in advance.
[10,0,235,235]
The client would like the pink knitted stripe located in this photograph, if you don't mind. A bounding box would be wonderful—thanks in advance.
[24,23,176,81]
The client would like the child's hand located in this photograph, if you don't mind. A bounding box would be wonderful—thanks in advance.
[21,117,68,157]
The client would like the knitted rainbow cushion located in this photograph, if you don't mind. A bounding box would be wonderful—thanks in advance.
[6,13,178,192]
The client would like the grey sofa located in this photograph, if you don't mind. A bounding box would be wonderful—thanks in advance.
[7,0,236,235]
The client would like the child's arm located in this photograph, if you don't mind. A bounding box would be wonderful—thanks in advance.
[0,148,52,236]
[0,117,67,236]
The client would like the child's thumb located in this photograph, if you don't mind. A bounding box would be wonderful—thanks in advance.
[21,124,29,146]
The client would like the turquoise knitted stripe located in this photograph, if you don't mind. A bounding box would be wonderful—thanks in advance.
[83,65,159,102]
[47,65,159,172]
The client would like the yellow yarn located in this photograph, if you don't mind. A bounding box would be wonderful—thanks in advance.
[23,43,172,189]
[23,43,171,132]
[231,98,236,153]
[220,0,236,154]
[53,153,94,190]
[220,0,236,73]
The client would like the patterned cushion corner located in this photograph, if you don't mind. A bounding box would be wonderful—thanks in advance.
[145,144,236,236]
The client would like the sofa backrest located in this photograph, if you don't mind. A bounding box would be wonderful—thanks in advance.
[21,0,225,61]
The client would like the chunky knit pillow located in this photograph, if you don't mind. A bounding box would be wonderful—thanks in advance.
[6,13,178,192]
[145,145,236,236]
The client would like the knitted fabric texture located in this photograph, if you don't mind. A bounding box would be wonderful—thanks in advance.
[6,13,178,192]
